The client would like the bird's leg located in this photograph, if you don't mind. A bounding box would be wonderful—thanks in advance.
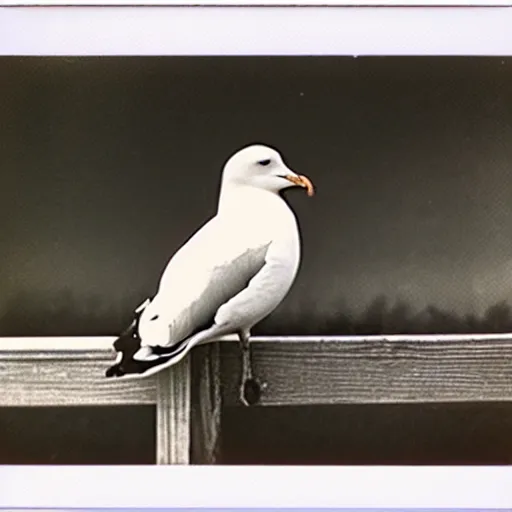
[238,329,262,406]
[240,329,252,380]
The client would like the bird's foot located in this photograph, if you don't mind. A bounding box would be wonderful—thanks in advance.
[240,377,264,406]
[238,332,264,406]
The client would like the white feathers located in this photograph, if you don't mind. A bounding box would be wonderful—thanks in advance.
[131,144,313,368]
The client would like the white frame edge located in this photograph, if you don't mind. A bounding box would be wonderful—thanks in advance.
[2,0,512,6]
[1,465,512,508]
[1,5,512,56]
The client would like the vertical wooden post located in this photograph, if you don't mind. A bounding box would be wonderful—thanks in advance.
[190,342,222,464]
[156,357,191,464]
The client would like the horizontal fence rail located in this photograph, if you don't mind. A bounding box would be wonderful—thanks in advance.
[1,334,512,463]
[0,337,156,407]
[221,335,512,406]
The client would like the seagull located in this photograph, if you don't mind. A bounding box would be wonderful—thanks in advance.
[105,144,314,405]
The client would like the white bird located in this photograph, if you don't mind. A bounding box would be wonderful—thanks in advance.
[106,143,314,405]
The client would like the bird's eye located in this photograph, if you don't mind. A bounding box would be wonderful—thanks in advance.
[258,159,271,166]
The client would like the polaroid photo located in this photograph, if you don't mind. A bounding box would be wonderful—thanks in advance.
[0,2,511,511]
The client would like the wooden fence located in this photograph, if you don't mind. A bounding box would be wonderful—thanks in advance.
[1,334,512,464]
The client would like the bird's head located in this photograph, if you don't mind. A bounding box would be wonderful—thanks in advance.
[221,144,314,197]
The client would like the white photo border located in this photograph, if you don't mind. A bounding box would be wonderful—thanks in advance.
[1,465,512,509]
[2,0,512,6]
[1,5,512,56]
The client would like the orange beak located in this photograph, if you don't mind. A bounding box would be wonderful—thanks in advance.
[284,174,315,197]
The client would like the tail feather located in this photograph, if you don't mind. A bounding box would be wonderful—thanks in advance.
[105,296,214,379]
[105,297,152,378]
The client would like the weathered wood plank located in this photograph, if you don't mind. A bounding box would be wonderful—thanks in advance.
[4,334,512,410]
[156,357,191,464]
[220,337,512,406]
[0,352,156,406]
[190,343,222,464]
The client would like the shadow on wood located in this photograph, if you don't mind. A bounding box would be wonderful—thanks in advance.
[191,343,222,464]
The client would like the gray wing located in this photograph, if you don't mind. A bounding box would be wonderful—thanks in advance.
[213,235,301,330]
[138,243,270,348]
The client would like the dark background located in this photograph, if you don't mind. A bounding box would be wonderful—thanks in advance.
[1,56,512,464]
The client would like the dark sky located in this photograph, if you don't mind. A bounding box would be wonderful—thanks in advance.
[2,56,512,335]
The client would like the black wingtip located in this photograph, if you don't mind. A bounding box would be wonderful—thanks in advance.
[105,296,190,379]
[105,364,125,378]
[105,319,142,379]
